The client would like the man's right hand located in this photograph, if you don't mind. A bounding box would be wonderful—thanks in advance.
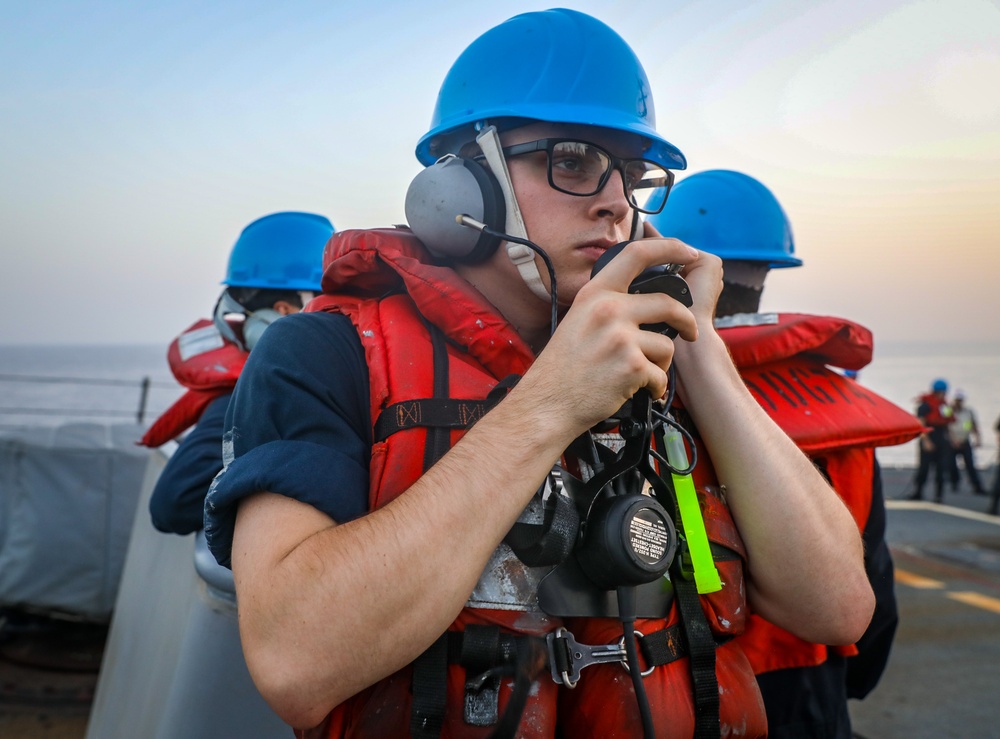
[524,237,703,435]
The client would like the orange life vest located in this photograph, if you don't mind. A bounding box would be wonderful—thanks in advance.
[917,393,953,428]
[139,318,247,448]
[302,228,766,738]
[718,313,923,675]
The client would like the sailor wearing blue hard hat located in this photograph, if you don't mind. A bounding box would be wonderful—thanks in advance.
[406,8,686,311]
[912,377,956,503]
[208,11,874,739]
[650,170,921,739]
[216,211,334,351]
[144,211,334,536]
[647,169,800,319]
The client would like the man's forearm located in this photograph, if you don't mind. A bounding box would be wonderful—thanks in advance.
[674,331,874,645]
[231,377,577,728]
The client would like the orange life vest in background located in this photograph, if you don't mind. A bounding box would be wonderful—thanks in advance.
[303,228,766,738]
[139,319,247,448]
[917,392,953,428]
[719,313,923,675]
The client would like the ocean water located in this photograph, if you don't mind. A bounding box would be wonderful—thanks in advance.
[1,340,998,470]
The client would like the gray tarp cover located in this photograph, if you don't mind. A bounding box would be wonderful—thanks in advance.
[0,422,151,619]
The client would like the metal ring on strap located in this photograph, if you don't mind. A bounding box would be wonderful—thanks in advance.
[619,629,655,678]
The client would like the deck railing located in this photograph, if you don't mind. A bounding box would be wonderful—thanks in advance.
[0,373,178,424]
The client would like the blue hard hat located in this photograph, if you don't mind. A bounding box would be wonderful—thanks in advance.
[415,8,686,171]
[931,378,948,393]
[223,212,334,290]
[646,170,801,268]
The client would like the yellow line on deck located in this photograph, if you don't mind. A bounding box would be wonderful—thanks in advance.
[886,500,1000,525]
[947,591,1000,615]
[894,568,944,589]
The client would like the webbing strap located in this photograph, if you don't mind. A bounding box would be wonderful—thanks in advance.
[373,398,492,442]
[372,375,522,443]
[461,625,501,726]
[490,637,547,739]
[410,634,449,739]
[503,486,580,567]
[423,322,451,471]
[672,557,721,739]
[409,628,542,738]
[411,622,724,738]
[639,624,686,667]
[639,624,733,668]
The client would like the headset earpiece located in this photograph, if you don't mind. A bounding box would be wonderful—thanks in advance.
[404,155,507,263]
[213,290,247,350]
[243,308,282,351]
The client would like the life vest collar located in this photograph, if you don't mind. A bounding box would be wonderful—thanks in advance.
[719,312,873,370]
[312,227,534,380]
[719,313,922,453]
[139,318,246,447]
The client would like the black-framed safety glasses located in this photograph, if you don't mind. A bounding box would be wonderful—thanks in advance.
[499,138,675,215]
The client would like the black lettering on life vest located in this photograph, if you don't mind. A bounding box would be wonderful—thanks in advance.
[761,371,800,408]
[773,370,808,405]
[845,378,877,406]
[789,367,833,404]
[812,368,876,406]
[744,378,778,411]
[817,368,853,404]
[746,363,884,414]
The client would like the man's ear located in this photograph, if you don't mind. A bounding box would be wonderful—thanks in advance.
[273,300,299,316]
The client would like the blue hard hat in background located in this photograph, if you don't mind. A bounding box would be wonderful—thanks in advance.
[223,212,334,291]
[931,378,948,393]
[415,8,686,172]
[646,170,802,268]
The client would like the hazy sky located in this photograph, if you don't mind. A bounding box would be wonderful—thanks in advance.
[3,0,999,347]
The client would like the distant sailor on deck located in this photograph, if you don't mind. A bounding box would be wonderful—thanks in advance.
[911,379,954,504]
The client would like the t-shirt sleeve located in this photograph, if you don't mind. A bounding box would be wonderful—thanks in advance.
[148,392,231,535]
[205,311,371,568]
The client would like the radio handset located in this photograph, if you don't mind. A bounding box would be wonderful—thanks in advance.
[590,242,693,338]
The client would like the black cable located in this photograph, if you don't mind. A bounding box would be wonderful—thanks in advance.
[649,445,696,477]
[455,216,559,337]
[662,363,679,409]
[617,586,656,739]
[649,406,698,476]
[648,365,697,473]
[483,226,559,337]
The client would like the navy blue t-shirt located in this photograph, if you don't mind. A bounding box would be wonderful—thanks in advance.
[149,392,231,535]
[205,311,372,567]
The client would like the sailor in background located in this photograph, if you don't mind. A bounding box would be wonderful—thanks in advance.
[912,378,955,503]
[142,212,334,534]
[947,389,986,495]
[648,169,922,739]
